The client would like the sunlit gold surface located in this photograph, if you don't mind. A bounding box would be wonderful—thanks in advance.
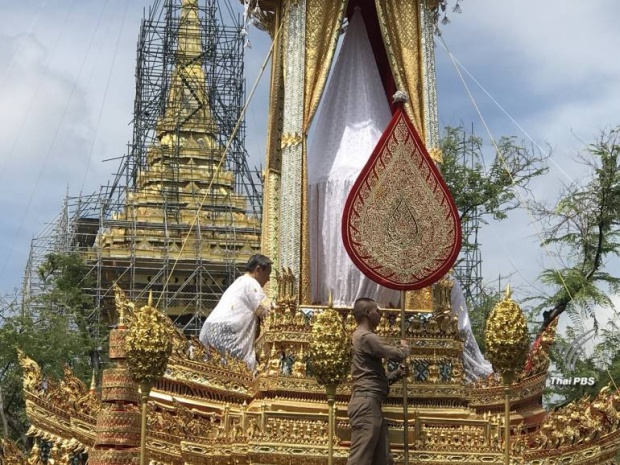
[484,287,530,384]
[89,0,261,317]
[309,304,350,387]
[126,298,173,387]
[16,284,620,465]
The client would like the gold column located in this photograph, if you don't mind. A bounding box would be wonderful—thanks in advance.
[262,4,284,300]
[504,384,511,465]
[401,289,409,465]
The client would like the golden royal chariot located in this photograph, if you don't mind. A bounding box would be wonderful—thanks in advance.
[3,1,620,465]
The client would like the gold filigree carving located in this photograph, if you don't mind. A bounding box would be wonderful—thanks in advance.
[17,349,43,393]
[125,295,173,387]
[308,307,350,387]
[280,132,303,148]
[484,286,530,384]
[344,114,460,287]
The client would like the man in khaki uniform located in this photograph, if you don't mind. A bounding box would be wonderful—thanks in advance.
[347,298,410,465]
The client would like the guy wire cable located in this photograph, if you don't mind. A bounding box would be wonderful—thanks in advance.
[155,10,286,308]
[436,33,575,304]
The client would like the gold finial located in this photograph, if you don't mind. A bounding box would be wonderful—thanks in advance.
[126,300,173,388]
[484,289,529,384]
[327,289,334,308]
[505,284,512,299]
[148,291,153,307]
[90,371,96,392]
[309,308,351,387]
[113,283,127,326]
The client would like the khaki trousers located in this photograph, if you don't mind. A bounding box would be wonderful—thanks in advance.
[346,394,393,465]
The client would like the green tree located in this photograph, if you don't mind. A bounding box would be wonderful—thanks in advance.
[528,126,620,405]
[440,126,548,229]
[440,126,548,341]
[532,127,620,334]
[0,253,106,443]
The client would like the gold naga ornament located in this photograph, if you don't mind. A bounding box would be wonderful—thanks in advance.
[484,285,530,384]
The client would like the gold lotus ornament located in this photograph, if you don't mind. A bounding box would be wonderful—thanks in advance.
[309,298,351,465]
[125,294,173,387]
[309,307,351,387]
[125,293,173,465]
[484,285,530,465]
[484,285,530,384]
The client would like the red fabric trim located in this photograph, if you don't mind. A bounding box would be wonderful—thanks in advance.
[346,0,397,114]
[341,107,462,291]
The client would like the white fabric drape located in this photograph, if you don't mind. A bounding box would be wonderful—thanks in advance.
[308,10,400,307]
[450,276,493,382]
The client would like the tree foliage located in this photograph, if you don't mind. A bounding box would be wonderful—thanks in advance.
[440,125,548,344]
[546,313,620,405]
[532,127,620,333]
[0,253,106,443]
[440,126,548,228]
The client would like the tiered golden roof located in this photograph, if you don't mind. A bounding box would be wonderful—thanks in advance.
[92,0,260,316]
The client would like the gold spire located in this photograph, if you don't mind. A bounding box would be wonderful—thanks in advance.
[157,0,218,137]
[178,0,202,63]
[90,371,97,392]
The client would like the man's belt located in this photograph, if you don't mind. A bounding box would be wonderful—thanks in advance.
[351,391,384,402]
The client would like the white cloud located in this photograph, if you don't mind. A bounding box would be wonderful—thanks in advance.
[0,2,147,290]
[433,1,620,302]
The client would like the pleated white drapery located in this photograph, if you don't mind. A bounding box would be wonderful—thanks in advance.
[450,276,493,381]
[308,10,400,307]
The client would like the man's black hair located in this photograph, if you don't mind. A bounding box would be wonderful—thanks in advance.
[246,254,273,272]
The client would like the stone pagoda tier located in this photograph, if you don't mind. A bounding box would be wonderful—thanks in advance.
[92,0,260,317]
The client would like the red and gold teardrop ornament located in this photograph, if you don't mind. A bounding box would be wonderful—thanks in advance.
[342,107,461,290]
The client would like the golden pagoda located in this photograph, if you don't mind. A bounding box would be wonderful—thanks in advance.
[92,0,261,319]
[13,1,620,465]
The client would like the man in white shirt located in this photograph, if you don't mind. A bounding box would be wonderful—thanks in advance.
[199,254,272,372]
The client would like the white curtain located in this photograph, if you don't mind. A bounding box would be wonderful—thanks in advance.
[450,276,493,382]
[308,9,400,307]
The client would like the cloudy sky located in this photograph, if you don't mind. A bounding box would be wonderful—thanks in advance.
[1,0,619,322]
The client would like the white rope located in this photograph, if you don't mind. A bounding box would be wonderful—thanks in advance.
[436,34,575,304]
[436,41,576,185]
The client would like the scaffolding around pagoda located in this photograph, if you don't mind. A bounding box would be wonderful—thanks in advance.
[22,0,262,338]
[452,129,483,311]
